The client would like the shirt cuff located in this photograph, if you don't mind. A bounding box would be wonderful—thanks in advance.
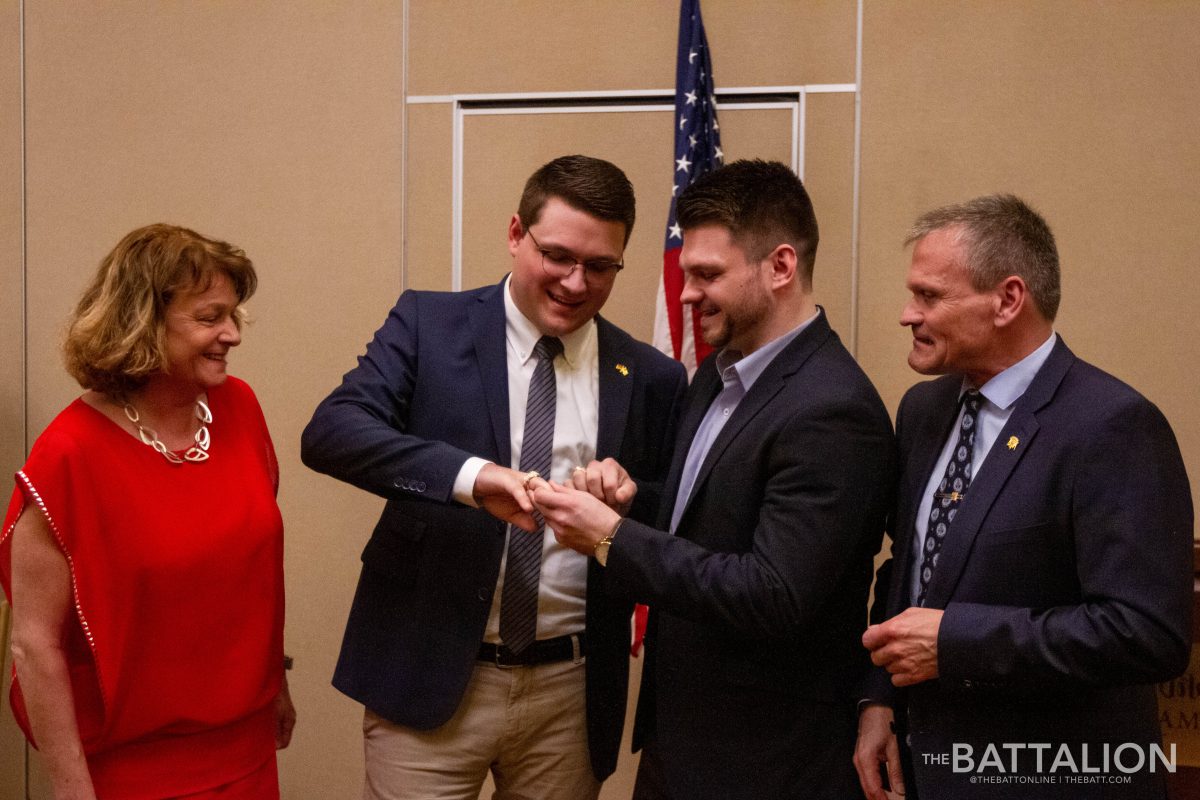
[453,457,491,507]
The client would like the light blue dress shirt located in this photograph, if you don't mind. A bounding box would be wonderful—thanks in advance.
[908,332,1058,603]
[669,311,819,534]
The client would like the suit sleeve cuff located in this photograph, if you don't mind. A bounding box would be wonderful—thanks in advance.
[452,457,491,507]
[861,664,898,707]
[937,602,990,686]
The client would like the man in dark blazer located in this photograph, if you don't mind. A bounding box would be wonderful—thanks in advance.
[855,195,1193,800]
[534,160,895,800]
[301,155,687,799]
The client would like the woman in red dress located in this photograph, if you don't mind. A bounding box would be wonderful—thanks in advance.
[1,224,294,799]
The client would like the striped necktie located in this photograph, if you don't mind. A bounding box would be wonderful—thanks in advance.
[499,335,563,653]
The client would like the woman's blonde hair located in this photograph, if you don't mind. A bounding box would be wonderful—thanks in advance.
[64,224,257,396]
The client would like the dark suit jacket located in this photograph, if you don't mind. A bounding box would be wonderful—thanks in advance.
[300,279,687,781]
[608,310,895,799]
[869,337,1193,800]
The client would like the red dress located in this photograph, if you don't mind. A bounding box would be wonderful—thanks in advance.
[0,377,284,799]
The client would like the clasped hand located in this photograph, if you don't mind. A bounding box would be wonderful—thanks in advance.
[862,607,943,687]
[472,459,634,553]
[537,459,633,554]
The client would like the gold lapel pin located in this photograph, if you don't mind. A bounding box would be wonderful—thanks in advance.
[615,364,629,376]
[1007,435,1019,450]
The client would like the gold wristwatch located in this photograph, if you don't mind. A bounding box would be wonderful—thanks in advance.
[594,519,623,567]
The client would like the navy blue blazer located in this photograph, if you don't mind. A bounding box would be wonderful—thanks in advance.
[870,337,1193,800]
[301,279,687,781]
[609,311,896,799]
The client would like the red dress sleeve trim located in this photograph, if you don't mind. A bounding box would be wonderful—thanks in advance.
[1,470,111,743]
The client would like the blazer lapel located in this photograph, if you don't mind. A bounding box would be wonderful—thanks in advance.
[922,338,1075,607]
[467,281,511,466]
[674,311,832,534]
[594,318,634,461]
[657,360,721,529]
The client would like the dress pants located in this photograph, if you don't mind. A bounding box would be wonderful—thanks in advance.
[362,657,599,800]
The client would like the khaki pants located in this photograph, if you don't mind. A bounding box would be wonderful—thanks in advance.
[363,658,600,800]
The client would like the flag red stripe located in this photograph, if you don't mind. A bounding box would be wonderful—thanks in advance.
[663,247,685,360]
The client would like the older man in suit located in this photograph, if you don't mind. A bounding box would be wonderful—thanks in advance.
[855,195,1193,800]
[534,159,894,800]
[302,155,687,800]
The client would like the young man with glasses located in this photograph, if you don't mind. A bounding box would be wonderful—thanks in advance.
[302,155,687,800]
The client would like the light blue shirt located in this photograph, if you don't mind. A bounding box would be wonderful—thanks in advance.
[909,332,1058,603]
[669,310,820,534]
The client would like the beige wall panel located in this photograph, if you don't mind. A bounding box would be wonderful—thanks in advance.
[0,0,25,794]
[408,1,676,96]
[18,2,405,797]
[0,0,20,470]
[456,107,795,342]
[22,0,407,423]
[702,0,855,87]
[408,1,854,96]
[802,92,856,340]
[405,103,455,291]
[716,107,794,172]
[855,2,1200,527]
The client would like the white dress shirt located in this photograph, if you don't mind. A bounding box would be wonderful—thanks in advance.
[452,276,598,642]
[908,332,1057,603]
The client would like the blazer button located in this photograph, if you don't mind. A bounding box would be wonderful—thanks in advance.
[417,481,427,492]
[477,588,490,601]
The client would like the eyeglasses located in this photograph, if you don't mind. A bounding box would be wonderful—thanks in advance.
[525,228,624,285]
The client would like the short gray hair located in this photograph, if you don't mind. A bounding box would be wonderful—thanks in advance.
[907,194,1060,320]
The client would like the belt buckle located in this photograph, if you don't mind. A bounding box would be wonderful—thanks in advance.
[493,645,518,670]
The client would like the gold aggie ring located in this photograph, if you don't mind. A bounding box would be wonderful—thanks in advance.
[572,466,587,476]
[522,470,540,490]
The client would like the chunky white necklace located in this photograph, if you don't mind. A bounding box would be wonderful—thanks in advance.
[122,398,212,464]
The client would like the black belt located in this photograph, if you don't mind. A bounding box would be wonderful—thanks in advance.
[478,633,586,668]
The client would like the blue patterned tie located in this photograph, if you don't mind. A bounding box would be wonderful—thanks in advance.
[499,335,563,653]
[917,391,981,606]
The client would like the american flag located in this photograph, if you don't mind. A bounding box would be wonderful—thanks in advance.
[652,0,724,376]
[636,0,722,658]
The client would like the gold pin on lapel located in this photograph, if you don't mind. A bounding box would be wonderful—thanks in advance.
[615,364,629,376]
[1007,435,1019,450]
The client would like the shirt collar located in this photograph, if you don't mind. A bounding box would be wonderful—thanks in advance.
[715,308,821,391]
[969,332,1058,410]
[503,274,593,367]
